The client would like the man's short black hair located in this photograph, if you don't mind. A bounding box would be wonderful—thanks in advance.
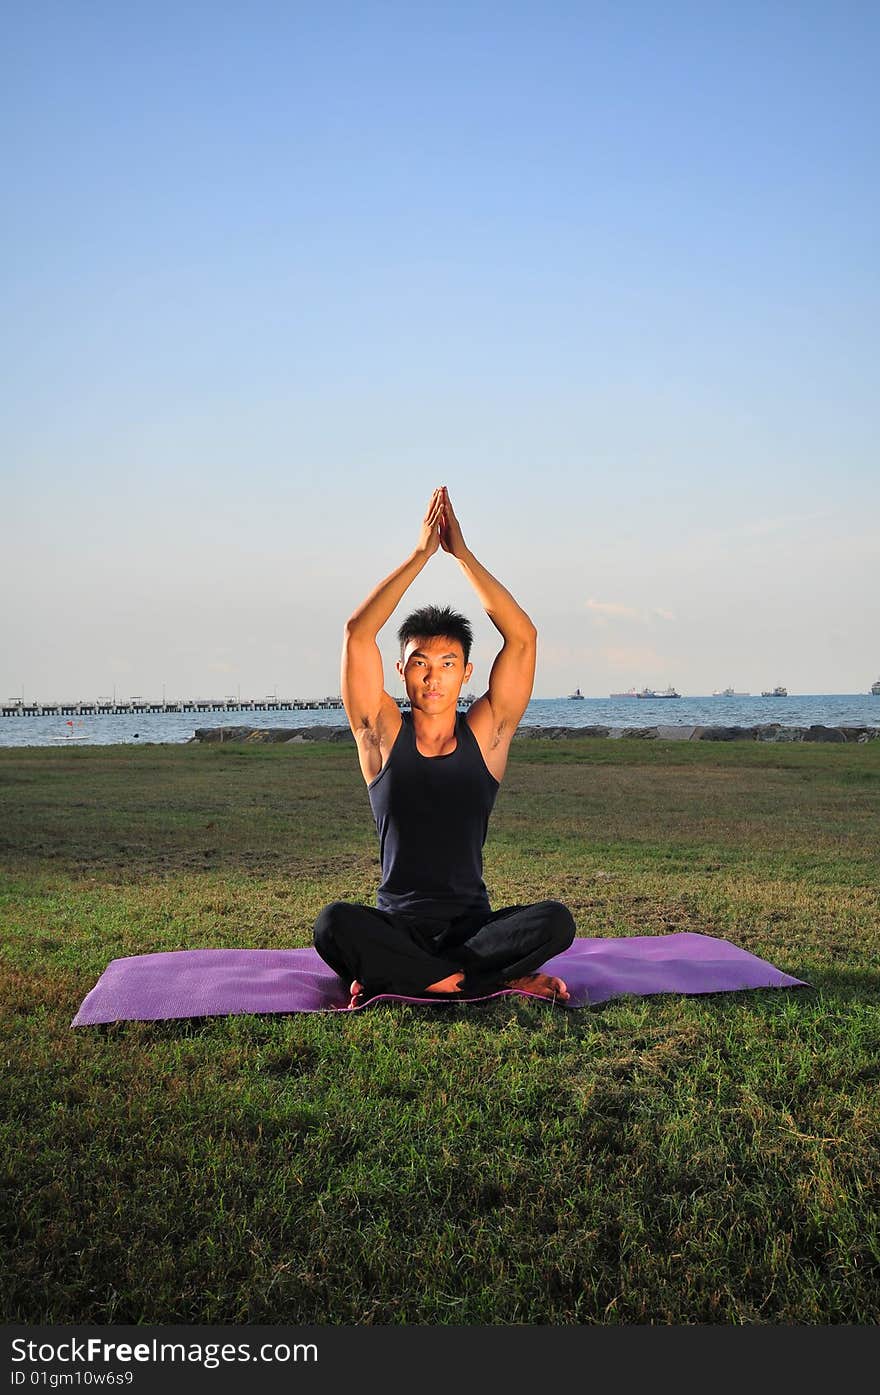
[397,605,473,666]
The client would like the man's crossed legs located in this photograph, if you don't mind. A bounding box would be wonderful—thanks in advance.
[313,899,576,1006]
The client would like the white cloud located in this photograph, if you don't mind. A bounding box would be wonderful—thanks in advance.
[585,599,676,626]
[586,598,641,620]
[601,645,670,673]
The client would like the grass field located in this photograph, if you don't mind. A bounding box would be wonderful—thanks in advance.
[2,737,879,1324]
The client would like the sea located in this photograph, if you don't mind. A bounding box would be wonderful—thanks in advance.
[2,694,879,747]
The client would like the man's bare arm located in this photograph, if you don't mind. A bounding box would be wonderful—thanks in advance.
[439,487,537,728]
[342,488,444,737]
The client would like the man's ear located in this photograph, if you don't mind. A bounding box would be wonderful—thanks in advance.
[464,661,473,683]
[395,659,405,680]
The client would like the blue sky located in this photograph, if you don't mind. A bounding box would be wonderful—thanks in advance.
[3,1,878,700]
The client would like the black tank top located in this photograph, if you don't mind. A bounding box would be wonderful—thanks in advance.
[367,711,500,920]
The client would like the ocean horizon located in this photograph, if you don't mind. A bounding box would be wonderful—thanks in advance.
[2,693,878,747]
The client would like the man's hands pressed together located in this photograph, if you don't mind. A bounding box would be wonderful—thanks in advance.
[438,486,468,560]
[416,484,466,562]
[417,487,445,558]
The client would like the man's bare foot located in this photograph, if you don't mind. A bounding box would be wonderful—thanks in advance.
[349,979,365,1008]
[425,971,464,994]
[504,972,569,1002]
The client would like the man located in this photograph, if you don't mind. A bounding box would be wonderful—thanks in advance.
[313,486,576,1007]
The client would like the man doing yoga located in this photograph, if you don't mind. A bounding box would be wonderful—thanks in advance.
[313,486,576,1007]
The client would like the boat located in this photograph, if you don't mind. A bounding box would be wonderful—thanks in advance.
[567,687,585,700]
[51,720,89,742]
[872,679,880,696]
[636,686,680,699]
[761,686,788,697]
[610,687,638,698]
[713,687,750,697]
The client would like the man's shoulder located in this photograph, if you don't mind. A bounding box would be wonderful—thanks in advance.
[465,692,507,736]
[351,698,404,784]
[465,695,518,781]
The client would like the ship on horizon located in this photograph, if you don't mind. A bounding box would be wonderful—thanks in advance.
[713,687,751,697]
[636,686,680,699]
[761,686,788,697]
[610,687,638,698]
[567,687,585,700]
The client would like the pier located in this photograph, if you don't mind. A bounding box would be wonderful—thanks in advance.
[1,692,477,718]
[0,697,347,717]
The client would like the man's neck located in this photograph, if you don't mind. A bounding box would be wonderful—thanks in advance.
[410,706,458,755]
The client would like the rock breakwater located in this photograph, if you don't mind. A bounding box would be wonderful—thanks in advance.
[190,723,880,745]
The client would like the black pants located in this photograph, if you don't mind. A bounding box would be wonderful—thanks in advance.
[313,899,576,998]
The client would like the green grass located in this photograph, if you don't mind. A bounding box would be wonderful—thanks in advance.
[2,738,879,1323]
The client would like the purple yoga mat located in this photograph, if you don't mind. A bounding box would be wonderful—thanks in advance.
[71,934,806,1026]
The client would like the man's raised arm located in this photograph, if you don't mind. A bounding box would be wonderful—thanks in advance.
[439,487,537,728]
[341,488,445,738]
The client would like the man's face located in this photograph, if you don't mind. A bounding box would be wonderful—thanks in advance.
[396,635,473,714]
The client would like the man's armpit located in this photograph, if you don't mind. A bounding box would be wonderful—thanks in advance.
[490,717,509,751]
[354,715,381,748]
